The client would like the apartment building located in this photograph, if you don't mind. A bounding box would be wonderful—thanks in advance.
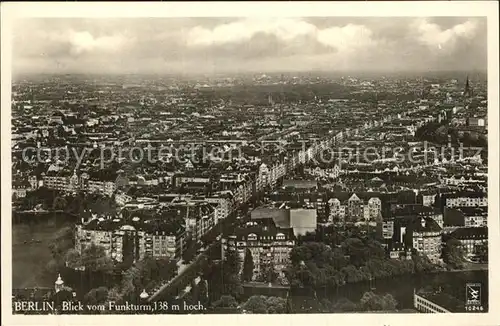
[328,193,382,222]
[449,227,487,257]
[87,180,116,197]
[74,217,183,263]
[222,220,295,280]
[409,217,443,263]
[444,192,487,208]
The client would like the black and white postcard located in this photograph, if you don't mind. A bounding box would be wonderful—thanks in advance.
[1,2,499,326]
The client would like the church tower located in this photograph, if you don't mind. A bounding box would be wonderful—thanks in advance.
[464,75,473,98]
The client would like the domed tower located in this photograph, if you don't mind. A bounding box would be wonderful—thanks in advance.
[55,274,64,293]
[139,289,149,301]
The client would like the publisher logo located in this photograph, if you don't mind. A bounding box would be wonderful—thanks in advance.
[466,283,481,306]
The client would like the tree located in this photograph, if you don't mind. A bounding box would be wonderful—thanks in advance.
[412,251,437,273]
[212,295,238,309]
[81,244,115,273]
[222,273,244,301]
[183,292,195,307]
[342,238,369,267]
[341,264,365,283]
[44,258,64,274]
[224,249,241,276]
[266,296,287,313]
[241,248,254,282]
[442,238,465,269]
[197,278,209,305]
[65,248,82,268]
[52,196,67,211]
[182,236,197,263]
[380,294,398,311]
[158,258,178,282]
[242,295,268,313]
[67,194,85,214]
[217,250,244,300]
[45,228,76,273]
[214,250,243,299]
[84,287,109,305]
[359,291,398,311]
[261,263,278,284]
[205,261,224,302]
[117,256,179,301]
[106,287,123,304]
[332,298,358,312]
[120,265,141,300]
[190,279,200,302]
[121,232,136,268]
[290,242,324,265]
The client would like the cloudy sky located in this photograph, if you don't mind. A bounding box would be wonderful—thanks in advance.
[12,17,487,75]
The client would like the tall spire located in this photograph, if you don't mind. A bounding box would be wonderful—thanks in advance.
[464,75,472,97]
[420,76,424,98]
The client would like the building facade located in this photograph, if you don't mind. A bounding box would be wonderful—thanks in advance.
[410,218,443,263]
[414,292,451,313]
[222,222,295,281]
[449,227,488,257]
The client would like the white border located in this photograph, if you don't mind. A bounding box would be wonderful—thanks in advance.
[1,2,499,326]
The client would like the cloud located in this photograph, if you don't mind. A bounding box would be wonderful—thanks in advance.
[67,31,128,55]
[11,17,487,75]
[14,25,130,58]
[186,18,376,53]
[187,18,315,46]
[412,18,478,50]
[317,24,376,52]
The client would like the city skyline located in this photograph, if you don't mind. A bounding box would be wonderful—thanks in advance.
[13,17,487,75]
[3,1,498,323]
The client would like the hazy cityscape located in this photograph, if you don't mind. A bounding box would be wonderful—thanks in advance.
[10,16,489,315]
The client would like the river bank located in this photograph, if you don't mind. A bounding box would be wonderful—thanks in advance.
[12,222,73,288]
[289,269,488,312]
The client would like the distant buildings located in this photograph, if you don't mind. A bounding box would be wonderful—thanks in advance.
[444,206,487,228]
[12,179,30,198]
[419,191,437,207]
[449,227,487,257]
[11,73,489,294]
[37,171,117,197]
[443,192,488,208]
[75,218,182,262]
[328,193,382,223]
[467,117,486,128]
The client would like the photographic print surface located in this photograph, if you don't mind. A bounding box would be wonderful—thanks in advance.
[2,2,498,323]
